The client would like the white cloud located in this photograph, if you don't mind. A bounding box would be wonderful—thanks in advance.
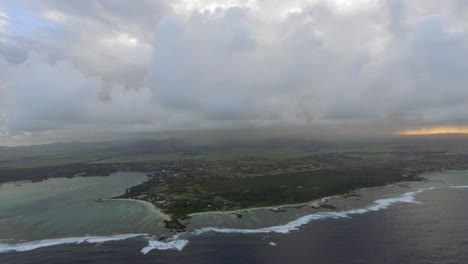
[43,10,66,22]
[0,6,8,34]
[1,0,468,144]
[171,0,258,15]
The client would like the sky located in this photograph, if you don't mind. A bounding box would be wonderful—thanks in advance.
[0,0,468,145]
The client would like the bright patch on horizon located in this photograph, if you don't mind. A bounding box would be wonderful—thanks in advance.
[396,126,468,135]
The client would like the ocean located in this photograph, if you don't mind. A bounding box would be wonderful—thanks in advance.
[0,170,467,264]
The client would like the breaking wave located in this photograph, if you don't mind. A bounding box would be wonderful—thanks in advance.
[449,185,468,189]
[141,234,189,254]
[191,188,432,236]
[0,234,147,254]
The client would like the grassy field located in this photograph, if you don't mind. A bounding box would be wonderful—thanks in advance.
[2,136,468,169]
[91,147,315,164]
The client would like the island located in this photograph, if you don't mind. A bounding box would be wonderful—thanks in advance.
[2,136,468,226]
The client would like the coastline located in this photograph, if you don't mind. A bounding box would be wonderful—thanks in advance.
[111,198,171,220]
[187,196,334,217]
[186,182,416,217]
[113,191,351,221]
[118,180,424,221]
[188,173,436,217]
[0,180,33,186]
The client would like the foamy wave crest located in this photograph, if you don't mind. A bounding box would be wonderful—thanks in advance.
[141,234,189,254]
[450,185,468,189]
[192,188,431,236]
[0,234,147,254]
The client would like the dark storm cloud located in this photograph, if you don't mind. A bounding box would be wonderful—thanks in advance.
[0,0,468,145]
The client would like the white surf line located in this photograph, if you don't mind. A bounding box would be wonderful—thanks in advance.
[0,234,147,254]
[141,187,436,254]
[449,185,468,188]
[190,188,432,235]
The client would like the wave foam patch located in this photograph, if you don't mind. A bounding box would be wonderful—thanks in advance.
[0,234,147,254]
[141,234,189,254]
[193,211,348,235]
[450,185,468,189]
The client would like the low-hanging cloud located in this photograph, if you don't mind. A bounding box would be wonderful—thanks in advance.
[1,0,468,145]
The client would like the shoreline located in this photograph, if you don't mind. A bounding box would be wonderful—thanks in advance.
[187,196,334,217]
[111,169,439,221]
[111,198,171,220]
[0,180,33,186]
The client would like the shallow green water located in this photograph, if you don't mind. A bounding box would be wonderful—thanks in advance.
[0,172,166,241]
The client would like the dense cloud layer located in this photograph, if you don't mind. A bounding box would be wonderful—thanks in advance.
[0,0,468,145]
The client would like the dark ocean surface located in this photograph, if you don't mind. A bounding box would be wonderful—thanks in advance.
[1,171,467,264]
